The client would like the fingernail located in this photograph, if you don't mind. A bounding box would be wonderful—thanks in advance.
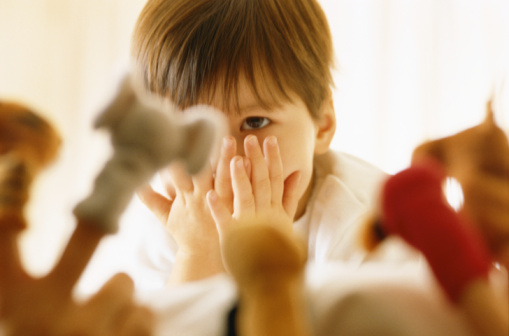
[267,136,277,146]
[223,136,233,148]
[235,157,244,169]
[246,135,258,146]
[207,190,217,202]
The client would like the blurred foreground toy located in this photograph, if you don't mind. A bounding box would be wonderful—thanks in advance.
[0,101,154,335]
[363,103,509,336]
[222,215,310,336]
[0,75,225,335]
[413,103,509,259]
[74,75,225,233]
[0,102,61,230]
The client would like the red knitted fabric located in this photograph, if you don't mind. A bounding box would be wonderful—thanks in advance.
[381,159,492,302]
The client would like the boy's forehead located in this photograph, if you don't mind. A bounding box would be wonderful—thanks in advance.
[202,75,289,115]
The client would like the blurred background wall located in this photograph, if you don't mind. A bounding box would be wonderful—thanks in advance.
[0,0,147,278]
[0,0,508,286]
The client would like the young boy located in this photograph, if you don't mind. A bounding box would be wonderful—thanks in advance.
[133,0,394,285]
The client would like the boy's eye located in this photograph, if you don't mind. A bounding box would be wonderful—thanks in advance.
[241,117,271,130]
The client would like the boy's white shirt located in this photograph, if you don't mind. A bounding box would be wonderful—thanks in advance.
[294,150,420,265]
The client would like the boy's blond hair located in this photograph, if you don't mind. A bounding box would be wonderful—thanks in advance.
[132,0,334,118]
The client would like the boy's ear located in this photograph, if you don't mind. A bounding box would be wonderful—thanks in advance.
[314,98,336,155]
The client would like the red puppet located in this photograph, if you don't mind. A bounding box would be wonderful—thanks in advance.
[365,103,509,336]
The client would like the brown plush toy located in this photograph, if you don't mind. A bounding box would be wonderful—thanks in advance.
[222,215,311,336]
[412,102,509,264]
[0,101,154,336]
[363,101,509,336]
[0,102,61,230]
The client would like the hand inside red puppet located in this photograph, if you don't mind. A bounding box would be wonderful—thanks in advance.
[364,103,509,336]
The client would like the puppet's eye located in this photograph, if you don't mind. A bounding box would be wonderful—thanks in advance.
[241,117,270,130]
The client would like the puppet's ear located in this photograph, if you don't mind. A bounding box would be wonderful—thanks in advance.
[314,97,336,155]
[484,100,495,125]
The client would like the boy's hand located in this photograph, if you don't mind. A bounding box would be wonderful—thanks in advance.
[207,136,311,336]
[164,163,219,254]
[137,161,225,282]
[207,135,301,242]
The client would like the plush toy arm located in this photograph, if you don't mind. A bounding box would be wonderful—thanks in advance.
[0,102,155,336]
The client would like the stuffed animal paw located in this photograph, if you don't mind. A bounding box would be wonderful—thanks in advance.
[222,216,310,336]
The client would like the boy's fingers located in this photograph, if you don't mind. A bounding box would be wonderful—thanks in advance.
[264,136,284,204]
[167,161,193,193]
[282,171,301,219]
[244,135,270,209]
[214,136,236,201]
[48,223,104,296]
[159,169,176,199]
[136,185,172,224]
[231,156,255,217]
[207,190,232,239]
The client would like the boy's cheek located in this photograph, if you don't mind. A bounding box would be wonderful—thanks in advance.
[281,160,310,186]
